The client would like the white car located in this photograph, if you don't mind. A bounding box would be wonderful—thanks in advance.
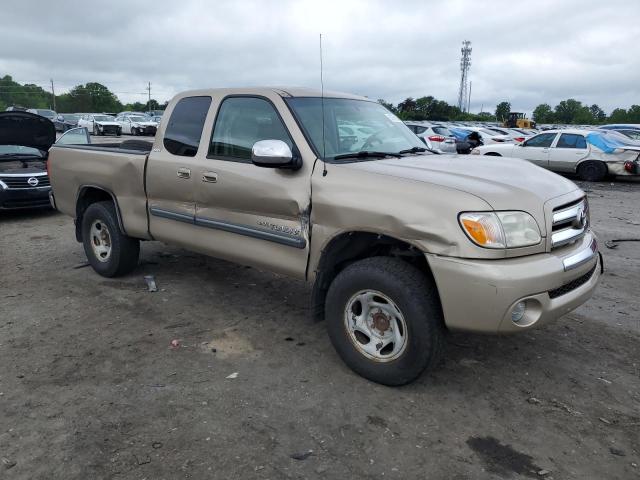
[77,114,121,136]
[405,122,457,154]
[471,129,640,181]
[463,126,513,145]
[116,115,158,136]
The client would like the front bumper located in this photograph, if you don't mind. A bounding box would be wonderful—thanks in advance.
[426,232,601,333]
[0,186,52,210]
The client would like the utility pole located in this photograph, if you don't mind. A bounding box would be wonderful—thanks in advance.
[457,40,472,112]
[147,82,151,112]
[50,79,56,111]
[467,81,472,113]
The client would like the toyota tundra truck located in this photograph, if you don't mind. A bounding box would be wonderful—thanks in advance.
[48,88,601,385]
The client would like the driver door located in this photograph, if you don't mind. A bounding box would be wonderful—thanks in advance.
[517,132,557,167]
[192,95,312,278]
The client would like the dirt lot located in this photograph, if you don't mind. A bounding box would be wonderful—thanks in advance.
[1,176,639,479]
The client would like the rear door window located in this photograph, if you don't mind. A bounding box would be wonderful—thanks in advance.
[556,133,587,149]
[163,96,212,157]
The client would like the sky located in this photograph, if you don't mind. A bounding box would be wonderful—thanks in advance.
[1,0,639,115]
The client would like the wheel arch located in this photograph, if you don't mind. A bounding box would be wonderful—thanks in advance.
[75,185,126,242]
[311,231,437,321]
[483,152,502,156]
[575,158,608,174]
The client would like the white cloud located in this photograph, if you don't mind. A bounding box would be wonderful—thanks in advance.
[0,0,638,114]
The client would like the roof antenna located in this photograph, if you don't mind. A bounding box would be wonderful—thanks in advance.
[320,33,328,177]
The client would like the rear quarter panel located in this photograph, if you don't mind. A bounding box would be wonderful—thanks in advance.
[48,146,151,239]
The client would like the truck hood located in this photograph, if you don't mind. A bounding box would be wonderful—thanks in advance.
[0,111,56,151]
[344,154,580,219]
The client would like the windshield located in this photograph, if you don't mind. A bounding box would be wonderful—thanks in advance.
[129,116,147,122]
[62,114,80,121]
[480,128,501,136]
[36,109,56,119]
[286,97,425,160]
[432,126,453,136]
[0,145,44,158]
[93,115,115,121]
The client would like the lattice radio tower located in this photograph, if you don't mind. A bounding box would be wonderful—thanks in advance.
[457,40,472,112]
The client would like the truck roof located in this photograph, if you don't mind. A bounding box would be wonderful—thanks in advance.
[173,87,369,101]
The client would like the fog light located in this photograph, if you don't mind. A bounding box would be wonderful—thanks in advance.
[511,301,526,324]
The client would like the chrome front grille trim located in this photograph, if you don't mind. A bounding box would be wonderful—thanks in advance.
[551,198,588,249]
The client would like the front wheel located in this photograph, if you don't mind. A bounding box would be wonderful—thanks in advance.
[81,201,140,277]
[577,160,607,182]
[325,257,444,386]
[93,125,99,136]
[131,127,138,136]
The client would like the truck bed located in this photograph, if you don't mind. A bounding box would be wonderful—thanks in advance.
[48,143,152,240]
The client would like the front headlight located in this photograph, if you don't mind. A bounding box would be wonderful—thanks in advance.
[459,211,541,249]
[470,149,480,155]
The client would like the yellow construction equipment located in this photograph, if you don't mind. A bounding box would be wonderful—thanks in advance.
[504,112,536,129]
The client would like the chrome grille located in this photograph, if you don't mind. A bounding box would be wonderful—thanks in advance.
[551,198,588,249]
[0,174,50,189]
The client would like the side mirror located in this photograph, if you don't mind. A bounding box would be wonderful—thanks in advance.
[251,140,299,169]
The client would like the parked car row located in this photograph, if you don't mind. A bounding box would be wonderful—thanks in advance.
[7,107,165,135]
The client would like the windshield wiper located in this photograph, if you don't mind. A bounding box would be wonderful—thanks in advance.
[333,151,401,161]
[398,146,440,155]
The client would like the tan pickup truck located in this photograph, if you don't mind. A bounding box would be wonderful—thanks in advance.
[48,88,601,385]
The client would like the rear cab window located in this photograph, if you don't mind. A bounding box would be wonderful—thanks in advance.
[164,96,212,157]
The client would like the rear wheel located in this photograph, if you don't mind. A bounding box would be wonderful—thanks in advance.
[577,161,607,181]
[325,257,444,386]
[81,201,140,277]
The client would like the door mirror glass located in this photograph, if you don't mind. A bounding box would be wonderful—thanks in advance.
[56,127,91,145]
[251,140,294,168]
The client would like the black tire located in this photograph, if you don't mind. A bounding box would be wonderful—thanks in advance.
[81,201,140,278]
[325,257,444,386]
[484,152,502,156]
[93,125,99,136]
[577,161,607,182]
[116,128,122,137]
[132,127,138,136]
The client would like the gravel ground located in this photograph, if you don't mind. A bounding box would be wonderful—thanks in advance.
[0,173,639,479]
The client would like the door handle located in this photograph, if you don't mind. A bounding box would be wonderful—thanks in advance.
[177,168,191,179]
[202,172,218,183]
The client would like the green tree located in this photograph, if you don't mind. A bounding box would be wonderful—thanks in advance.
[589,104,606,123]
[495,101,511,122]
[396,97,418,120]
[608,108,628,123]
[626,105,640,123]
[0,75,52,110]
[554,99,582,123]
[573,106,595,125]
[532,103,554,123]
[377,99,396,113]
